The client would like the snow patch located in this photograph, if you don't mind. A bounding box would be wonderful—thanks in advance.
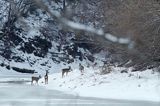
[40,67,160,102]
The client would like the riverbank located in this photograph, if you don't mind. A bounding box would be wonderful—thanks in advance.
[40,67,160,102]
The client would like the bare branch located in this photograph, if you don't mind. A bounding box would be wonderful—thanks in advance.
[33,0,134,47]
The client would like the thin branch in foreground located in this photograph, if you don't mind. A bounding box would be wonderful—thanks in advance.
[33,0,134,47]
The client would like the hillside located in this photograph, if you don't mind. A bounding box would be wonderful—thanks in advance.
[0,0,160,103]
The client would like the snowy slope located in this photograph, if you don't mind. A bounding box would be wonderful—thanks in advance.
[39,66,160,102]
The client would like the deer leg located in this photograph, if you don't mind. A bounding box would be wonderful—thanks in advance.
[62,72,64,78]
[81,70,84,75]
[45,78,47,84]
[36,81,37,85]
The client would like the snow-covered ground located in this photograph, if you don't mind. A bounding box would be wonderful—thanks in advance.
[1,53,160,102]
[40,66,160,102]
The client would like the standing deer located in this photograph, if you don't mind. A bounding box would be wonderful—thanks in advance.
[101,63,113,74]
[44,70,49,84]
[79,63,84,75]
[62,66,72,78]
[31,75,41,85]
[92,62,97,69]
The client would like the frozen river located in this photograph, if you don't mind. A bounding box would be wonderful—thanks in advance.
[0,75,159,106]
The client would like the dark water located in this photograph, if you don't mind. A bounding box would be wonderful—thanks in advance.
[0,76,159,106]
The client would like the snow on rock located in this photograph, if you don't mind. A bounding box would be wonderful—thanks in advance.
[40,67,160,102]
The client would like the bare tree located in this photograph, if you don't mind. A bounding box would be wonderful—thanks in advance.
[102,0,160,70]
[33,0,133,46]
[0,0,35,59]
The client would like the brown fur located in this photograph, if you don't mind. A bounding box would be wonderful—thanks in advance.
[62,66,72,78]
[79,63,84,75]
[31,75,41,85]
[45,70,49,84]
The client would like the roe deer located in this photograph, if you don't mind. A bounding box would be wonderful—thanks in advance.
[92,62,97,69]
[31,75,41,85]
[79,63,84,75]
[101,63,113,74]
[44,70,49,84]
[62,66,72,78]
